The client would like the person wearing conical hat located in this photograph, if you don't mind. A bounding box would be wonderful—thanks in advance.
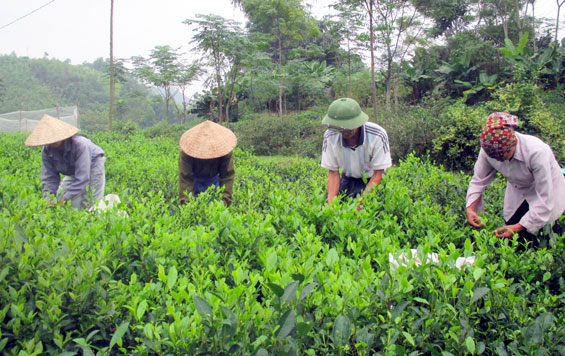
[321,98,392,210]
[179,120,236,206]
[466,112,565,247]
[25,114,105,210]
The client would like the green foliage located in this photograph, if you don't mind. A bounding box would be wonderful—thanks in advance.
[0,55,160,130]
[1,132,564,355]
[490,83,565,163]
[232,108,326,158]
[431,102,488,172]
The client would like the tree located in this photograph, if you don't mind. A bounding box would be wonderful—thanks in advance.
[109,0,115,131]
[412,0,475,38]
[557,0,565,43]
[185,14,245,124]
[173,63,201,124]
[334,0,380,121]
[241,0,320,118]
[328,5,365,96]
[372,0,425,107]
[131,45,182,124]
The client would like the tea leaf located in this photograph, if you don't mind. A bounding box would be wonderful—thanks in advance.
[277,310,296,340]
[109,321,130,351]
[326,248,338,267]
[137,300,148,320]
[471,287,490,304]
[281,281,299,306]
[465,336,475,354]
[402,331,415,346]
[332,314,351,349]
[299,283,318,302]
[193,296,212,319]
[267,283,284,297]
[167,266,178,289]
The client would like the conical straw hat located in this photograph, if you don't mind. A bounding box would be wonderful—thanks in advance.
[179,120,237,159]
[24,114,79,147]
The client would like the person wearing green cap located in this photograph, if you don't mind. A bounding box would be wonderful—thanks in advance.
[321,98,392,209]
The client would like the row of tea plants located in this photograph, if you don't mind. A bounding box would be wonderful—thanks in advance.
[0,132,563,355]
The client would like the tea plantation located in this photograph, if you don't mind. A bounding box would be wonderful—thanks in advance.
[1,132,563,355]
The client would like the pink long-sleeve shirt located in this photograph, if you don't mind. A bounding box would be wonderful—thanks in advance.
[466,132,565,233]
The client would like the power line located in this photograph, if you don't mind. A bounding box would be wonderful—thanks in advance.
[0,0,56,31]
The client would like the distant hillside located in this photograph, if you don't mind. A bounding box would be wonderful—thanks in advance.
[0,55,168,130]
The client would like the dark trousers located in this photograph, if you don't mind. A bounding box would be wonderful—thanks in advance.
[506,200,563,248]
[339,176,367,198]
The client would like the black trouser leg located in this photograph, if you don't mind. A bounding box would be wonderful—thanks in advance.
[338,176,367,198]
[506,200,539,248]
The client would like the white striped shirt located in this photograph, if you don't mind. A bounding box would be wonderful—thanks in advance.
[321,122,392,178]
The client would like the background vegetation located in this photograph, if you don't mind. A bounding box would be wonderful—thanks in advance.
[1,0,564,171]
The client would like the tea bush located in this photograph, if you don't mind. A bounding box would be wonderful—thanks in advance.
[0,132,563,355]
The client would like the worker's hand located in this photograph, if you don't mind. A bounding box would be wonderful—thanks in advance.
[58,198,67,207]
[495,224,524,239]
[356,200,363,212]
[466,207,483,228]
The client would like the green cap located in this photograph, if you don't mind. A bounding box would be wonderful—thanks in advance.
[322,98,368,130]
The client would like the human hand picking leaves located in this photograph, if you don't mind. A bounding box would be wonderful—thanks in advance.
[466,206,484,228]
[495,224,524,239]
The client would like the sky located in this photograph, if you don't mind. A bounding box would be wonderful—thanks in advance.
[0,0,562,97]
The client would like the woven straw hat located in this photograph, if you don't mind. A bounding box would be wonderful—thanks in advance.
[179,120,237,159]
[24,114,79,147]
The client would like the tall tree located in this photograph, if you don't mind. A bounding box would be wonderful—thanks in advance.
[108,0,115,131]
[372,0,424,106]
[173,63,201,124]
[335,0,379,121]
[131,45,182,124]
[184,14,245,124]
[557,0,565,43]
[328,6,364,97]
[241,0,320,118]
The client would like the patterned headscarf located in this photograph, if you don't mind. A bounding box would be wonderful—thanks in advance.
[480,112,518,160]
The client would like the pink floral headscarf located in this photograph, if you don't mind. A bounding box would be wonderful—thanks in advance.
[480,112,518,160]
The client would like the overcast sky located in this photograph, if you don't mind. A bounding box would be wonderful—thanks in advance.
[0,0,561,97]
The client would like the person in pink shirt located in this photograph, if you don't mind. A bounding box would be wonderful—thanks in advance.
[466,112,565,247]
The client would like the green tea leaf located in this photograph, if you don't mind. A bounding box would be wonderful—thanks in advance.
[299,283,318,302]
[167,266,178,289]
[277,310,296,340]
[402,331,415,346]
[332,314,351,349]
[14,223,28,244]
[465,336,475,354]
[0,338,8,352]
[413,297,429,305]
[542,272,551,282]
[472,267,485,280]
[137,300,148,320]
[281,281,299,306]
[326,248,338,267]
[266,251,278,272]
[471,287,490,304]
[267,283,284,298]
[193,296,212,319]
[109,321,130,351]
[297,322,313,337]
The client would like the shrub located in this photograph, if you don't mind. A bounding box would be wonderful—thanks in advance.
[489,83,564,163]
[431,102,488,172]
[231,108,326,158]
